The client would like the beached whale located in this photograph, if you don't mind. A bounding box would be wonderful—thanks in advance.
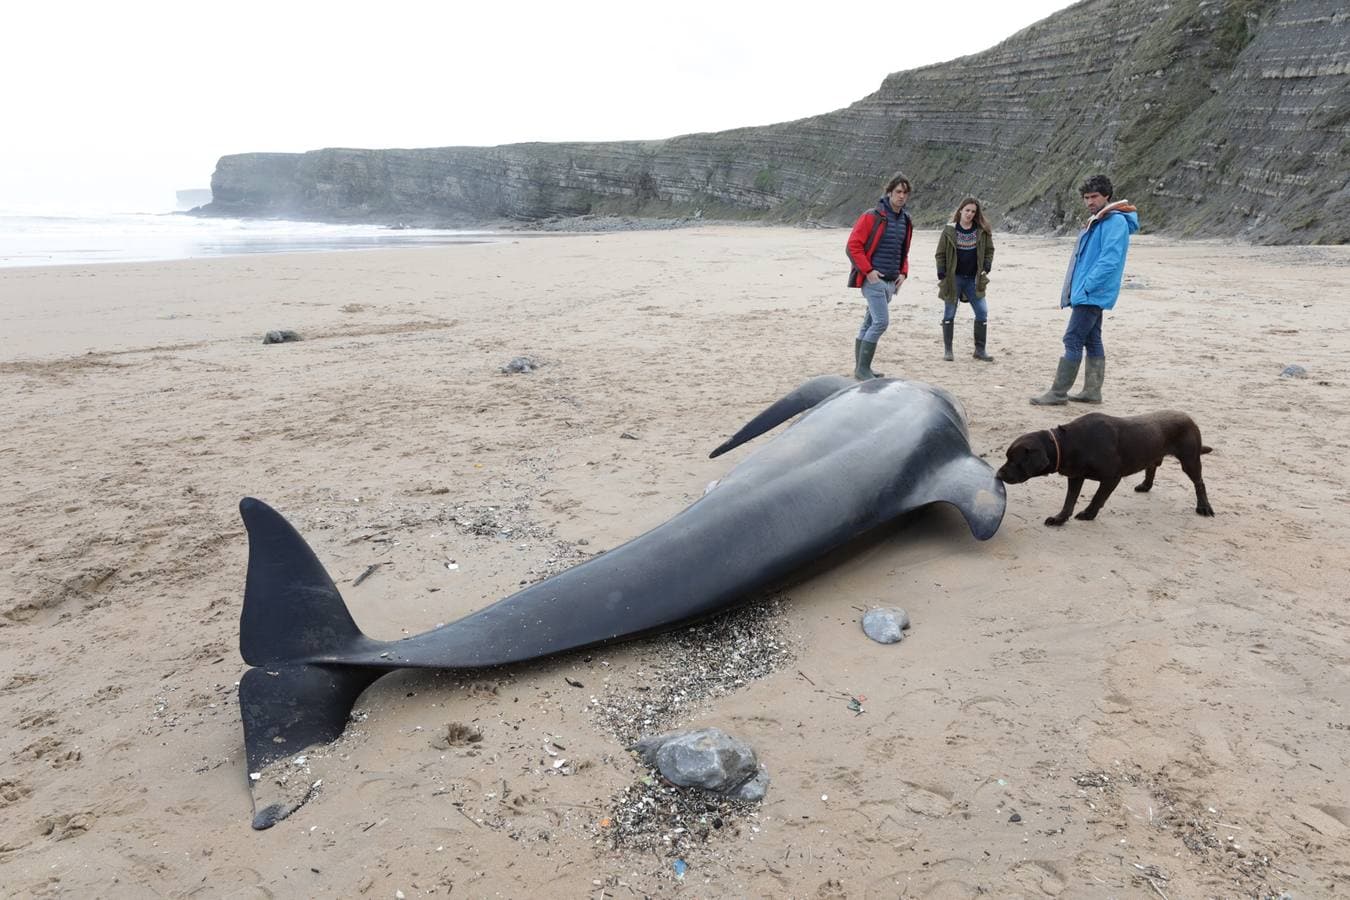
[235,376,1006,827]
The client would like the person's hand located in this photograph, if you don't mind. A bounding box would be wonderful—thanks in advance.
[936,270,946,281]
[894,274,906,288]
[865,270,881,284]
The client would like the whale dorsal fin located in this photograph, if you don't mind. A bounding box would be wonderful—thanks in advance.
[710,376,855,458]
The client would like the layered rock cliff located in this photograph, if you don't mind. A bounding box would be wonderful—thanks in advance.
[204,0,1349,243]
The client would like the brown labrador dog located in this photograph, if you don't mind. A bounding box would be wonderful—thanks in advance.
[997,411,1215,526]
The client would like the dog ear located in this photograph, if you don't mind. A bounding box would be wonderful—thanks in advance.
[1023,442,1050,476]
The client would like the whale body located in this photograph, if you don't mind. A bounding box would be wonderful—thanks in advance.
[235,376,1006,827]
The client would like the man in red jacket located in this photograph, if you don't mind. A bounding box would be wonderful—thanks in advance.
[846,173,914,379]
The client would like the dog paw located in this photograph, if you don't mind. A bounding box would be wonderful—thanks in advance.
[1074,510,1098,521]
[1043,517,1065,527]
[1196,504,1215,517]
[1133,484,1151,493]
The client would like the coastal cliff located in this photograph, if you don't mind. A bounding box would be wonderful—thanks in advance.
[203,0,1349,243]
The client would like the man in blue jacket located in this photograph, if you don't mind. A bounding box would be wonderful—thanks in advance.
[1031,174,1139,405]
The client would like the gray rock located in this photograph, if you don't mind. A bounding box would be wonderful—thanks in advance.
[499,356,539,374]
[631,728,768,799]
[862,607,911,644]
[734,769,771,801]
[1280,364,1308,378]
[262,330,302,344]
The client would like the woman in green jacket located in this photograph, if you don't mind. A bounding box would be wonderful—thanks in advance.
[934,197,995,362]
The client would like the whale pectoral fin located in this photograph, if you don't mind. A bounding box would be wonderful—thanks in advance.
[710,375,856,458]
[910,455,1008,541]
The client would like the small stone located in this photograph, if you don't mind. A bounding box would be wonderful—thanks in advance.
[499,356,540,374]
[1009,812,1022,823]
[631,728,767,798]
[262,329,302,344]
[862,608,910,644]
[1280,364,1308,378]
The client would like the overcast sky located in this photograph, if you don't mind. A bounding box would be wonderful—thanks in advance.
[2,0,1076,215]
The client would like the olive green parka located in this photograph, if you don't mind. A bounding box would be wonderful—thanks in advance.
[935,224,995,302]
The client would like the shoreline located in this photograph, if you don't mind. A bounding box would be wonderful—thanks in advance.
[4,211,1324,272]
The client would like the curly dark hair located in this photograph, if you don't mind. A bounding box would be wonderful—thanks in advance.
[1078,174,1114,199]
[884,172,912,194]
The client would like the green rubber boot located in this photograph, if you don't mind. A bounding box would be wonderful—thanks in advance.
[854,338,882,378]
[941,320,954,361]
[973,321,994,362]
[1030,357,1081,406]
[1068,356,1105,403]
[855,340,881,380]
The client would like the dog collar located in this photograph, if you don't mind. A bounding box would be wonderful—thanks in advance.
[1046,428,1061,475]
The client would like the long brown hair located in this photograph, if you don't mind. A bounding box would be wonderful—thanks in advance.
[951,197,991,233]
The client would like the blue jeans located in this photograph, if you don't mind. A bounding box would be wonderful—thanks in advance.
[857,279,896,343]
[943,276,988,321]
[1063,305,1104,359]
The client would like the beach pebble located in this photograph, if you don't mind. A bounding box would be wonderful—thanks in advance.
[499,355,540,374]
[1280,364,1308,378]
[862,607,911,644]
[631,728,769,800]
[262,329,302,344]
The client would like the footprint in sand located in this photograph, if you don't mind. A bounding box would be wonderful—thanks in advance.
[2,673,44,692]
[1,778,34,808]
[1007,859,1068,896]
[18,710,58,729]
[38,811,94,842]
[816,878,848,899]
[901,781,955,818]
[16,737,82,770]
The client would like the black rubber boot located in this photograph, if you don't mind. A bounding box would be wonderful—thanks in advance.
[855,340,880,380]
[941,320,954,361]
[973,321,994,362]
[1030,357,1081,405]
[1068,356,1105,403]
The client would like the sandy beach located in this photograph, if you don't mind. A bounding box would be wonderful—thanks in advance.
[2,226,1348,898]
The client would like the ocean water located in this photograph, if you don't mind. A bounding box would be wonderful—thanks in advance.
[0,213,499,269]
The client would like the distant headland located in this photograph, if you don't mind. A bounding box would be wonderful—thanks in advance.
[197,0,1349,244]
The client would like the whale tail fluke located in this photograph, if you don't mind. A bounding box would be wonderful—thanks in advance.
[238,498,386,827]
[240,663,381,828]
[239,496,376,666]
[710,375,855,458]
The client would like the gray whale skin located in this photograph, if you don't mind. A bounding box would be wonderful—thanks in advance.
[235,376,1006,827]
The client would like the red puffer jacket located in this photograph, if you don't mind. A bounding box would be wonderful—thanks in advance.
[846,207,913,288]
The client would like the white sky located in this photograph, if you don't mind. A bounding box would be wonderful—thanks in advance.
[2,0,1076,215]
